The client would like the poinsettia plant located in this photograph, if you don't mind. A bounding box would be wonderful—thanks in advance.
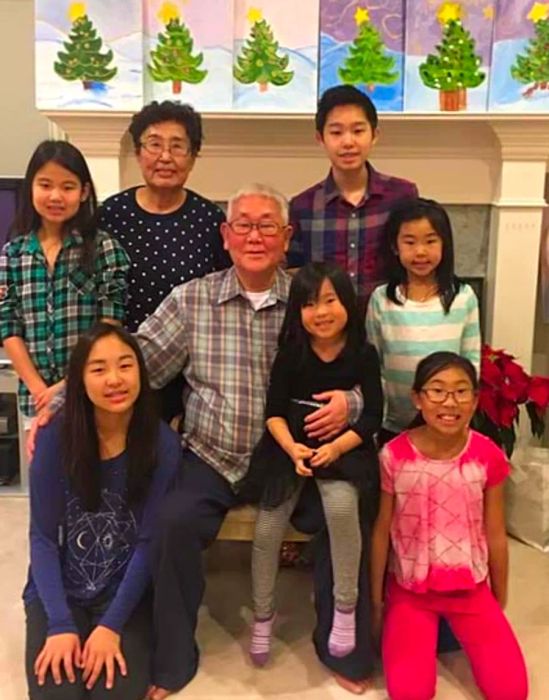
[471,344,549,458]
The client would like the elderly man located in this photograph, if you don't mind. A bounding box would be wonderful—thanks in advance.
[139,184,375,699]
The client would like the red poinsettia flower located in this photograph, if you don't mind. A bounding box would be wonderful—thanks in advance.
[480,355,503,386]
[497,400,519,428]
[529,376,549,414]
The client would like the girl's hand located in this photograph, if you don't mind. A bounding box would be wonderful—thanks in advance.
[291,443,314,477]
[82,625,127,690]
[34,632,81,687]
[34,381,65,413]
[304,390,348,441]
[309,442,341,467]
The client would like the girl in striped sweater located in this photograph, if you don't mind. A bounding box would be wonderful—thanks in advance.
[366,198,481,447]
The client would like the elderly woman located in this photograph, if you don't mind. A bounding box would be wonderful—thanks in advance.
[99,100,229,418]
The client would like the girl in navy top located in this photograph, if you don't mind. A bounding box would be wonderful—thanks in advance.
[24,323,181,700]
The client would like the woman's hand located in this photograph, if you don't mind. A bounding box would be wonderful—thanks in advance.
[309,442,341,467]
[304,390,348,441]
[290,442,314,476]
[34,632,81,687]
[82,625,127,690]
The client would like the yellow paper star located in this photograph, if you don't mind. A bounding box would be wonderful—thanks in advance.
[158,1,180,25]
[68,2,86,22]
[247,7,263,23]
[437,2,462,24]
[354,7,370,25]
[528,2,549,22]
[483,5,495,20]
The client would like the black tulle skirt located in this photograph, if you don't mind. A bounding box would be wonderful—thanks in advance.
[236,401,380,520]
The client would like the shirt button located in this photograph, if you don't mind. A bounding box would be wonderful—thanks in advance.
[350,242,356,249]
[351,212,357,218]
[350,271,356,277]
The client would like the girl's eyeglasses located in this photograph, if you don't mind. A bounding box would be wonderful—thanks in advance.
[421,387,475,404]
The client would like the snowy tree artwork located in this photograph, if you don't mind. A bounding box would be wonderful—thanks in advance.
[35,0,143,110]
[233,1,319,112]
[144,0,233,110]
[404,1,495,112]
[489,1,549,111]
[319,0,405,112]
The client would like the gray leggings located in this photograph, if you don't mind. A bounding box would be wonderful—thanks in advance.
[252,479,361,618]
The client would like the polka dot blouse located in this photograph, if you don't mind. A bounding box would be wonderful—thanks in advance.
[98,187,230,331]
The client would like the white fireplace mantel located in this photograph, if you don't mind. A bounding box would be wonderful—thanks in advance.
[44,110,549,372]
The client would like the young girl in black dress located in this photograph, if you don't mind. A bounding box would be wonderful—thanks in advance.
[239,262,383,667]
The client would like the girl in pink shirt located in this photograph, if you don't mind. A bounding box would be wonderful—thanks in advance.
[371,351,528,700]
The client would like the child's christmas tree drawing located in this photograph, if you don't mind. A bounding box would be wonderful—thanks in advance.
[148,2,207,94]
[319,0,405,112]
[490,1,549,111]
[233,1,319,112]
[512,4,549,97]
[339,7,398,91]
[144,0,233,109]
[54,3,117,88]
[35,0,142,110]
[234,8,293,92]
[405,1,495,112]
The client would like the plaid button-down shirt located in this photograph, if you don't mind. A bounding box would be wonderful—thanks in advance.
[0,230,130,416]
[136,267,290,483]
[287,163,418,306]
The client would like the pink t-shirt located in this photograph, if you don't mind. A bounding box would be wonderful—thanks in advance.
[380,430,509,593]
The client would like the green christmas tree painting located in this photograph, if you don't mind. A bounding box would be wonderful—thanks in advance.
[148,2,207,95]
[511,2,549,98]
[234,7,293,92]
[54,2,117,89]
[339,7,399,92]
[419,2,485,111]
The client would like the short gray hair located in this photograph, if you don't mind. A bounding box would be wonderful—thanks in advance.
[226,183,289,225]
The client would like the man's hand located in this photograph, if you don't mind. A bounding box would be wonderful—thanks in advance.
[34,381,64,414]
[34,632,81,687]
[290,442,314,477]
[309,442,341,468]
[304,390,348,441]
[82,626,127,690]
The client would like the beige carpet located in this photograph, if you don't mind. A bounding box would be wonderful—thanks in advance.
[1,496,548,699]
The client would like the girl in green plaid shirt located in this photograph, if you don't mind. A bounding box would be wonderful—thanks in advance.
[0,141,130,427]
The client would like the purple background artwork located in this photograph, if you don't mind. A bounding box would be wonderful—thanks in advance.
[494,0,535,41]
[406,0,495,64]
[321,0,404,50]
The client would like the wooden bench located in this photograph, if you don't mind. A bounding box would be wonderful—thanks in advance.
[217,504,309,542]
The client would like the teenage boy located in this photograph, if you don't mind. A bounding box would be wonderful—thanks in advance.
[288,85,418,310]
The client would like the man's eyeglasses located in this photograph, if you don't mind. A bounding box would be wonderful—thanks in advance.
[421,388,475,404]
[228,220,284,237]
[139,139,191,157]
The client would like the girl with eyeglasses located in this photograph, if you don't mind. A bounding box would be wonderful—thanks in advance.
[366,197,481,448]
[371,352,528,700]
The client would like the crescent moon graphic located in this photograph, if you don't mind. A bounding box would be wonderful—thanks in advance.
[76,531,87,550]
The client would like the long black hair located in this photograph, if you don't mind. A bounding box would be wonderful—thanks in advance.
[12,140,98,274]
[382,197,462,314]
[63,323,159,512]
[279,262,365,367]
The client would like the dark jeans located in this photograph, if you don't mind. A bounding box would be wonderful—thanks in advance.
[152,450,376,691]
[25,596,152,700]
[377,428,461,654]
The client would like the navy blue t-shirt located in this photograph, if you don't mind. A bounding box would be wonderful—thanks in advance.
[23,418,182,635]
[99,187,230,331]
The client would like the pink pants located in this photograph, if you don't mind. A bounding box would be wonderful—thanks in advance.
[382,578,528,700]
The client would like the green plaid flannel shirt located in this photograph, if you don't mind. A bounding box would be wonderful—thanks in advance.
[0,230,130,416]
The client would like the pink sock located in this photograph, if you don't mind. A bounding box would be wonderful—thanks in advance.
[249,613,275,666]
[328,607,356,658]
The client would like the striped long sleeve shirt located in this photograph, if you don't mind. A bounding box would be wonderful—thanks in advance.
[366,283,481,433]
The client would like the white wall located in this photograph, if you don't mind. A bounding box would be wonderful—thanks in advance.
[0,0,49,176]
